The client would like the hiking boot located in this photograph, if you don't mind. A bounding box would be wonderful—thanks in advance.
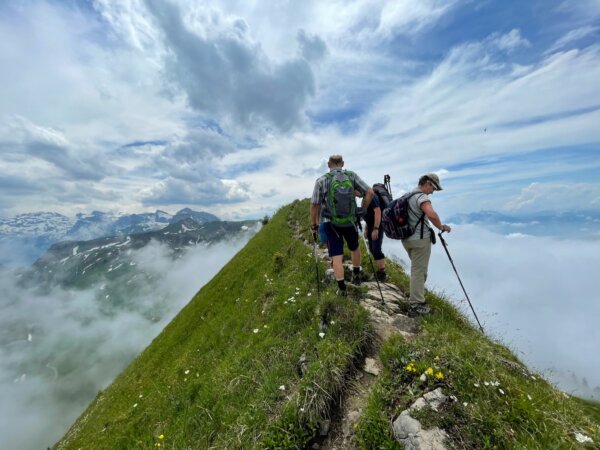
[407,302,431,317]
[336,288,348,297]
[351,273,362,286]
[375,270,387,282]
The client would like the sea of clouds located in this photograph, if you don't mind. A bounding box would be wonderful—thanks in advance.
[0,236,254,450]
[385,224,600,401]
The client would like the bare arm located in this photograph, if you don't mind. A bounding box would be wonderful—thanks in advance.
[421,202,451,232]
[361,188,374,209]
[310,203,321,228]
[371,206,381,240]
[374,206,381,228]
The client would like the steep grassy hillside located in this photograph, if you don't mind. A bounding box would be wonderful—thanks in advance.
[55,200,371,449]
[55,199,600,449]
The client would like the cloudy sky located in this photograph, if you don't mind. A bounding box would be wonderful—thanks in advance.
[1,0,599,220]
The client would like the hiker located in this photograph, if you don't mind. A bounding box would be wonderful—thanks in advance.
[363,187,387,281]
[401,173,451,315]
[310,154,374,296]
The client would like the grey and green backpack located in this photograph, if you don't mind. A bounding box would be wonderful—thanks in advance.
[324,170,356,227]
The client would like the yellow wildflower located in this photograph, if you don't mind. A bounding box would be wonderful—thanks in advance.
[426,367,434,376]
[158,434,164,440]
[435,371,444,380]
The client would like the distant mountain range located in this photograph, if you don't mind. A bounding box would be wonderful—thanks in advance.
[21,217,259,290]
[0,208,222,266]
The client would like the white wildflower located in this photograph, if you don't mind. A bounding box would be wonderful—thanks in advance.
[450,395,458,402]
[531,375,536,380]
[133,403,138,408]
[499,388,505,395]
[253,329,259,333]
[574,432,593,444]
[279,385,286,391]
[184,370,190,375]
[474,383,480,388]
[300,407,305,412]
[307,293,312,297]
[331,321,335,325]
[527,394,532,401]
[139,394,143,398]
[264,325,268,328]
[484,381,490,386]
[463,402,468,407]
[319,332,325,338]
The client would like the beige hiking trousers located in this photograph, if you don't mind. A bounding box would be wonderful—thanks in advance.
[402,237,431,304]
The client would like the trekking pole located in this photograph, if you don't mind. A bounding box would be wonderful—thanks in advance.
[438,231,485,334]
[312,234,321,301]
[357,220,385,305]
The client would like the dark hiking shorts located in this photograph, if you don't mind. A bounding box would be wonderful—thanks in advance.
[323,222,359,257]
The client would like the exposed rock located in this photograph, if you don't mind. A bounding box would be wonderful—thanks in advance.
[409,397,428,412]
[364,358,381,376]
[393,410,421,438]
[325,268,335,281]
[392,410,448,450]
[423,388,448,411]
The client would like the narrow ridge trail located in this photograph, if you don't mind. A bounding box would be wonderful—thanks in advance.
[290,216,429,449]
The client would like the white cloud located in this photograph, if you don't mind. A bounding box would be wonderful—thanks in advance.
[489,29,531,53]
[505,182,600,211]
[377,0,462,38]
[546,25,600,54]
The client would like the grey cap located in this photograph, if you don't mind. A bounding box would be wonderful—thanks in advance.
[425,173,443,190]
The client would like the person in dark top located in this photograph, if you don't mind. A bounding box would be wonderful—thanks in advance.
[363,191,386,281]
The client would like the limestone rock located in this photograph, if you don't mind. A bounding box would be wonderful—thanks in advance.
[364,358,381,376]
[392,410,448,450]
[423,388,448,411]
[393,410,421,439]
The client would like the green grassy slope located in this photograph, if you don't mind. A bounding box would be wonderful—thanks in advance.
[55,199,600,449]
[55,200,371,449]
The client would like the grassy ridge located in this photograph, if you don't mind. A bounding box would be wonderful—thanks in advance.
[55,200,371,449]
